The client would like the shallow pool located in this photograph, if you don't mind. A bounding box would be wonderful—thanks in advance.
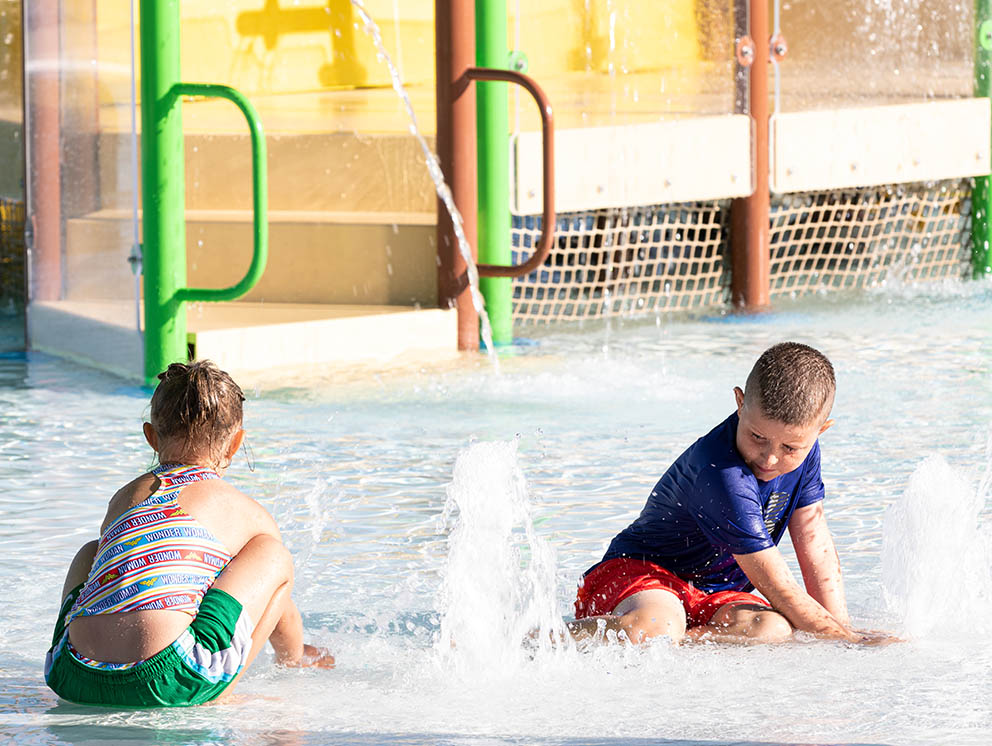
[2,280,991,746]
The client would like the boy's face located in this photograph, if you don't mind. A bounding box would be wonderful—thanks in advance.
[733,387,833,482]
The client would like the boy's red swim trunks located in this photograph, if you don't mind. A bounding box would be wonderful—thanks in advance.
[574,557,772,627]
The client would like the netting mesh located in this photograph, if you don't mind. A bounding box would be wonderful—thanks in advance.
[510,202,729,322]
[769,179,972,298]
[510,179,973,321]
[0,198,25,310]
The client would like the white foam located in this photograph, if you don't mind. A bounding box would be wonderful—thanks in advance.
[435,441,569,675]
[882,452,992,638]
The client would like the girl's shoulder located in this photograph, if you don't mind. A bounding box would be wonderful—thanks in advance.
[177,476,279,543]
[100,472,159,532]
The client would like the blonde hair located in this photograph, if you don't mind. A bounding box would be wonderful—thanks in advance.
[149,360,244,463]
[744,342,835,426]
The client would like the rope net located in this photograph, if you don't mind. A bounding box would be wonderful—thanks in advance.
[510,179,972,321]
[0,198,25,310]
[768,179,972,298]
[510,202,728,322]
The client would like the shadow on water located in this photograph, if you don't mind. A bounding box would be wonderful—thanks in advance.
[41,724,894,746]
[0,310,24,353]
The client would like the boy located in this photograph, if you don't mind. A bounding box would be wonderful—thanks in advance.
[570,342,882,645]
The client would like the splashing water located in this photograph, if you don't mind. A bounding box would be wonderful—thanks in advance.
[350,0,498,362]
[882,451,992,638]
[435,441,568,674]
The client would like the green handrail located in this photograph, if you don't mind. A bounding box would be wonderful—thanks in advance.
[172,83,268,303]
[139,0,268,386]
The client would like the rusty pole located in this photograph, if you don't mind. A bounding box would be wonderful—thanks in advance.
[730,0,771,309]
[25,0,62,302]
[435,0,479,350]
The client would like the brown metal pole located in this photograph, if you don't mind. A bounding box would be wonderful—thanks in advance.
[730,0,770,309]
[25,0,62,302]
[435,0,478,350]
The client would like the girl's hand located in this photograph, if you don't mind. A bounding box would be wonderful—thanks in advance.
[297,643,336,668]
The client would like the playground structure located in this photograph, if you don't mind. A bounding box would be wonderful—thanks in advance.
[1,1,990,383]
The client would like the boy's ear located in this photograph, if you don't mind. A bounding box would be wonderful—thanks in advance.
[143,422,158,451]
[733,386,745,410]
[818,418,835,435]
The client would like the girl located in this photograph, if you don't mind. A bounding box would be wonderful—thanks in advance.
[45,361,333,707]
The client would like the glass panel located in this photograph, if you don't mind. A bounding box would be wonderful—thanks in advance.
[509,0,738,131]
[778,0,973,112]
[23,0,142,375]
[0,0,25,349]
[176,0,438,314]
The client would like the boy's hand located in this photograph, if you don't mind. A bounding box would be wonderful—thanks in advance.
[847,629,903,646]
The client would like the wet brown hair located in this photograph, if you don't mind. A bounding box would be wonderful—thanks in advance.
[743,342,835,426]
[149,360,245,463]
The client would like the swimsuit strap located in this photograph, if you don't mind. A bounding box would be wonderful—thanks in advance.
[149,464,220,503]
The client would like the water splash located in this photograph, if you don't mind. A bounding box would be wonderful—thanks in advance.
[435,441,568,675]
[882,451,992,638]
[350,0,498,362]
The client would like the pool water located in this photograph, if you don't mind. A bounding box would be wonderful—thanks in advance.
[1,281,991,746]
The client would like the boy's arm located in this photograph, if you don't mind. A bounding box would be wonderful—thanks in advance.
[787,502,850,626]
[733,546,856,641]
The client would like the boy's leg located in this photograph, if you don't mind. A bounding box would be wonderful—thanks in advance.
[568,589,688,644]
[686,602,793,644]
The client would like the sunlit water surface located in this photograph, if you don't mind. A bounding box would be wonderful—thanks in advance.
[1,283,991,746]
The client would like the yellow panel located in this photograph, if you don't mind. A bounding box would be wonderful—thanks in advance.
[512,0,701,76]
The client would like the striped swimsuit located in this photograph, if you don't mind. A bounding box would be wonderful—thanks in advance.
[66,464,233,668]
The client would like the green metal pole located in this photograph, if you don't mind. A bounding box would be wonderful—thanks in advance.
[476,0,513,345]
[973,2,992,277]
[139,0,187,385]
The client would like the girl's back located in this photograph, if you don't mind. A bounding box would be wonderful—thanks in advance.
[67,464,268,663]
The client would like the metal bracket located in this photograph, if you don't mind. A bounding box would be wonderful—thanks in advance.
[770,33,788,61]
[127,242,143,276]
[981,20,992,51]
[736,36,755,67]
[508,50,529,73]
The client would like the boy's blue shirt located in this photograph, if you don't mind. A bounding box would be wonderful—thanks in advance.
[599,411,825,593]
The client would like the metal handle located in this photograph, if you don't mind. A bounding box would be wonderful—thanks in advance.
[171,82,268,302]
[462,67,555,279]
